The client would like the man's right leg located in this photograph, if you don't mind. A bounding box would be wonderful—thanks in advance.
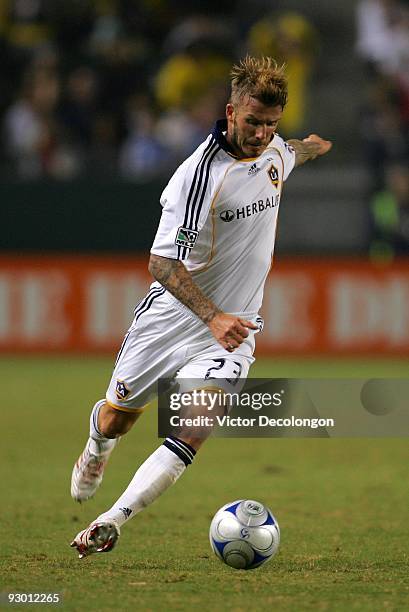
[71,400,142,502]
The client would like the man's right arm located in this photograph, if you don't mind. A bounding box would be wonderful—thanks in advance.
[148,254,257,352]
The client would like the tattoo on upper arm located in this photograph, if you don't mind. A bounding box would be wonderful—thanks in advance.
[148,254,220,324]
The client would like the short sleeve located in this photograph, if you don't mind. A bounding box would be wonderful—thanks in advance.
[273,134,296,181]
[150,137,219,260]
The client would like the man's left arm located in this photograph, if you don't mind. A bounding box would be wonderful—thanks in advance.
[286,134,332,167]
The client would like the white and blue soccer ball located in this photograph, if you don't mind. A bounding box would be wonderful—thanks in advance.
[209,499,280,570]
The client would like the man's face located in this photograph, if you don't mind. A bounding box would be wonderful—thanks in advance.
[226,96,282,159]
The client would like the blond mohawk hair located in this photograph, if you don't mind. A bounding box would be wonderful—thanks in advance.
[230,56,288,108]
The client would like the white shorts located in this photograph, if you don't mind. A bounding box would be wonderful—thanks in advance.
[105,285,261,412]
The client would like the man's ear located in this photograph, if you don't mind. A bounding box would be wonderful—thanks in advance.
[226,103,234,121]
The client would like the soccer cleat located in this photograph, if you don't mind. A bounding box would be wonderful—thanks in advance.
[71,439,118,502]
[70,520,120,559]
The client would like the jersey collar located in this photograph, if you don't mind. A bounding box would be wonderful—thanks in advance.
[212,119,238,158]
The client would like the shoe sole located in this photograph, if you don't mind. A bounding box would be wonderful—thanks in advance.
[91,522,119,553]
[70,521,120,559]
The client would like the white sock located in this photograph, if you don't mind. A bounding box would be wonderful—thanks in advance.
[88,399,118,456]
[96,437,196,527]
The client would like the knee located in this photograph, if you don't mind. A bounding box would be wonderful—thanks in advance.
[98,403,139,437]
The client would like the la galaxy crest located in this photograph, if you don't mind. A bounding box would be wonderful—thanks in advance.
[268,163,279,188]
[116,379,130,400]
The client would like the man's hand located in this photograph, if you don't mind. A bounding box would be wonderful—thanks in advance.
[302,134,332,156]
[208,313,258,352]
[287,134,332,167]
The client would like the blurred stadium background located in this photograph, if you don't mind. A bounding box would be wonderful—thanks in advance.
[0,0,408,359]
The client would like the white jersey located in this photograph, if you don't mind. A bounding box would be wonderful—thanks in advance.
[151,120,296,317]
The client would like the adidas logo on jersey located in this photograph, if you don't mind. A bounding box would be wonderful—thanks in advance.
[248,163,260,176]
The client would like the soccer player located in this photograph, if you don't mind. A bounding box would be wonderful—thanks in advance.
[70,56,332,558]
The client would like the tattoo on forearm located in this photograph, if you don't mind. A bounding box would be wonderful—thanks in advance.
[149,255,221,324]
[286,139,321,167]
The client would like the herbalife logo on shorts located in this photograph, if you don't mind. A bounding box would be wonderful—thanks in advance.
[175,227,198,248]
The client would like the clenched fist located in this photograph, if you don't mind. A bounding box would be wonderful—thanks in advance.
[208,313,258,352]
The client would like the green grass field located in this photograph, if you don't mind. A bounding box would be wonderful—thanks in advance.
[1,356,408,611]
